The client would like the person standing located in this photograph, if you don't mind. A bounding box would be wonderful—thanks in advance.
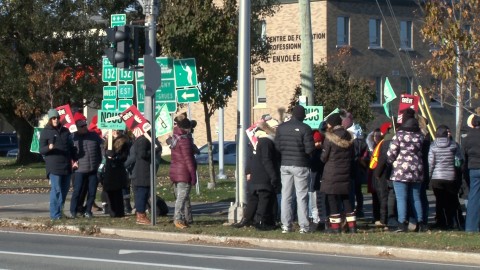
[70,113,103,219]
[429,125,463,230]
[169,114,197,229]
[103,130,130,218]
[132,131,162,225]
[39,108,76,220]
[463,114,480,232]
[387,108,426,232]
[320,113,355,233]
[275,105,315,234]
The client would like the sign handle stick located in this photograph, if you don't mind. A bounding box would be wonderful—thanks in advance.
[108,129,113,150]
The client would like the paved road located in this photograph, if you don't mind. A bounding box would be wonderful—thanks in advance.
[0,230,477,270]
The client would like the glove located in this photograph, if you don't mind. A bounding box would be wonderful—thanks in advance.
[105,150,115,158]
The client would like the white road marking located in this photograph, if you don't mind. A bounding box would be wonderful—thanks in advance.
[119,249,310,265]
[0,251,222,270]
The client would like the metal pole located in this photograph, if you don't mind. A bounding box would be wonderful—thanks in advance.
[144,0,158,225]
[299,0,314,105]
[218,107,226,179]
[228,0,250,224]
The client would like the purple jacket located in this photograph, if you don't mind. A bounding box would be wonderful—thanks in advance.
[169,127,197,185]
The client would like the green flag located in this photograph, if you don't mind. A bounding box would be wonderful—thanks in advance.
[382,77,397,117]
[30,127,43,153]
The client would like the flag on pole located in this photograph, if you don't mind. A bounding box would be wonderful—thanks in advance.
[382,77,397,117]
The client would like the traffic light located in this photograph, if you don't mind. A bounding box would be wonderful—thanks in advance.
[105,26,131,69]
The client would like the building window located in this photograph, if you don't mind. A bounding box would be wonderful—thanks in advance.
[401,77,413,95]
[400,21,412,50]
[254,78,266,106]
[337,16,349,46]
[368,19,382,48]
[372,77,382,105]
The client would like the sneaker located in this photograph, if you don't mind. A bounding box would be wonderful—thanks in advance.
[84,213,93,219]
[174,220,187,229]
[281,226,292,234]
[299,228,309,234]
[374,221,386,227]
[395,222,408,233]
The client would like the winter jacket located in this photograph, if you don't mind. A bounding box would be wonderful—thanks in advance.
[274,118,314,167]
[374,131,394,182]
[133,135,162,187]
[320,125,354,195]
[39,123,76,177]
[249,136,281,192]
[463,128,480,170]
[387,119,425,183]
[428,137,462,181]
[73,131,103,173]
[103,134,130,191]
[169,126,197,185]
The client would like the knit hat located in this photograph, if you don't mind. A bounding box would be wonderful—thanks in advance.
[174,113,192,130]
[326,113,342,127]
[467,114,480,128]
[313,130,324,143]
[379,122,392,135]
[435,125,449,138]
[292,105,306,121]
[402,108,416,123]
[47,108,59,119]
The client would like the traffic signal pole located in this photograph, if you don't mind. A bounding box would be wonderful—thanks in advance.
[139,0,159,225]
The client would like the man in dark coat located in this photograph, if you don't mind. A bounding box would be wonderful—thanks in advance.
[40,108,77,220]
[275,105,315,234]
[320,113,355,233]
[70,113,103,219]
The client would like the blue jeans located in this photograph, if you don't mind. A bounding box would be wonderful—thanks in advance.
[393,181,423,224]
[280,166,310,230]
[49,174,71,219]
[134,186,150,213]
[70,171,98,216]
[465,169,480,232]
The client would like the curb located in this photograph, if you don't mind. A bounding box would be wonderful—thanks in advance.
[2,218,479,266]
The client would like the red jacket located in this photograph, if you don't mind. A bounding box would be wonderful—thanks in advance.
[169,127,197,185]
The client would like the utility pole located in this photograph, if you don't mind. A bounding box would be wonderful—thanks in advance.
[138,0,159,225]
[299,0,314,105]
[228,0,250,224]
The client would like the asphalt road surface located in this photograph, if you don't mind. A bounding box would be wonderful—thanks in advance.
[0,230,477,270]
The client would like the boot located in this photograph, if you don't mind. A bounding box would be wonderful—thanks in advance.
[124,199,133,214]
[136,212,150,225]
[231,218,252,228]
[346,212,357,233]
[174,220,188,229]
[328,214,342,234]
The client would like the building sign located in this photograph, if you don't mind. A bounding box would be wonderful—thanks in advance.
[266,33,326,63]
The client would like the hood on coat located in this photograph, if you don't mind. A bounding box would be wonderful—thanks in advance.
[433,137,451,148]
[325,126,353,149]
[113,134,129,153]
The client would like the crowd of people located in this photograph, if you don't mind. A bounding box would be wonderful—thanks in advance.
[232,105,480,234]
[38,105,480,233]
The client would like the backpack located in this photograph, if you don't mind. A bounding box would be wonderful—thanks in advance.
[369,139,384,170]
[147,195,169,216]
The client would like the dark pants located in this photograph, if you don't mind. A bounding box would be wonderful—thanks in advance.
[250,188,276,225]
[327,194,353,215]
[70,171,98,216]
[432,179,461,229]
[134,186,150,213]
[374,177,389,224]
[104,189,124,217]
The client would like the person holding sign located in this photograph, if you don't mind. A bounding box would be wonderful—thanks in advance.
[40,108,77,220]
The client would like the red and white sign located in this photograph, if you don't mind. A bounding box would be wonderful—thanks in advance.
[120,105,151,138]
[56,104,77,133]
[397,94,420,124]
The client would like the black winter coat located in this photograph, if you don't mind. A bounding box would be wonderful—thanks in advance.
[249,136,281,192]
[463,128,480,170]
[73,131,103,173]
[39,123,76,177]
[133,135,162,187]
[274,118,314,167]
[103,134,130,191]
[320,126,354,195]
